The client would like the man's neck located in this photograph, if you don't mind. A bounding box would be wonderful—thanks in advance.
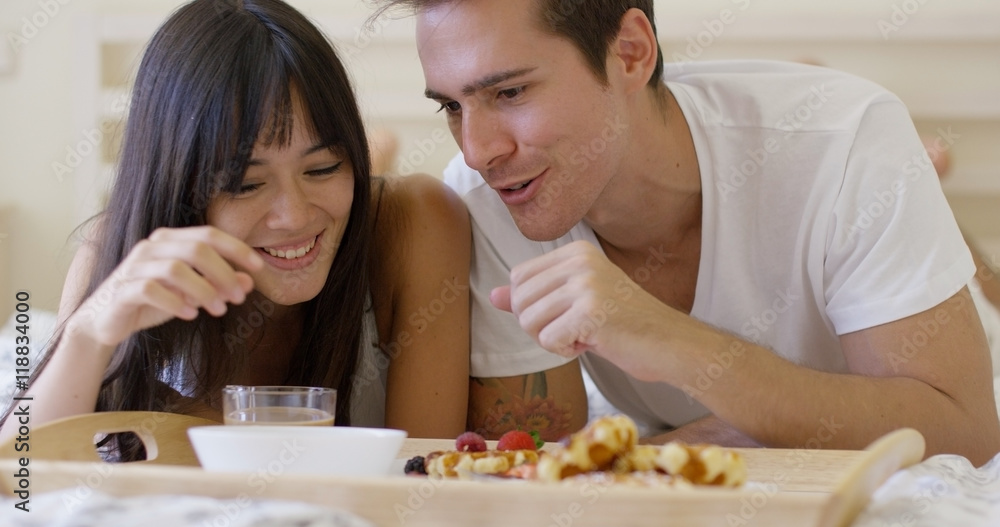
[584,87,702,257]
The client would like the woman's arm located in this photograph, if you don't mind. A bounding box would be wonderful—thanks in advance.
[0,227,262,441]
[373,175,471,438]
[56,229,99,327]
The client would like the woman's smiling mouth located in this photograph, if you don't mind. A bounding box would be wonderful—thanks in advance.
[255,233,325,271]
[261,235,318,260]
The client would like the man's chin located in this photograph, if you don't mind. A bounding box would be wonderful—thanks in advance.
[511,216,577,242]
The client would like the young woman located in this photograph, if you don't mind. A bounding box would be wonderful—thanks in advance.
[0,0,470,453]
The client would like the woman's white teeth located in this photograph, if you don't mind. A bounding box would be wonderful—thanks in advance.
[265,238,316,260]
[506,181,529,191]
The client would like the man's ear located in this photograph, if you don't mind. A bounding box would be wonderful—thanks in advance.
[610,8,659,94]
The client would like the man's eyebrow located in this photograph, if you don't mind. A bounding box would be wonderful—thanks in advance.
[424,67,537,100]
[247,142,330,166]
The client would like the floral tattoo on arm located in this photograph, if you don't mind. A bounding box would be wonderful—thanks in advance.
[468,372,573,441]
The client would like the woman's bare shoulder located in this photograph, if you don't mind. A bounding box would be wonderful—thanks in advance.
[371,174,469,246]
[368,174,470,322]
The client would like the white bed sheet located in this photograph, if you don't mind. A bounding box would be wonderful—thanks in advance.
[0,492,372,527]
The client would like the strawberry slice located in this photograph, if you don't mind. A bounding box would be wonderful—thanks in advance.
[497,430,537,451]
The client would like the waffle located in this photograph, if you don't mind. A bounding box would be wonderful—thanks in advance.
[424,449,540,479]
[537,416,747,487]
[536,414,638,479]
[418,415,747,488]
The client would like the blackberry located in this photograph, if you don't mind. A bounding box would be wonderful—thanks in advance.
[404,455,426,475]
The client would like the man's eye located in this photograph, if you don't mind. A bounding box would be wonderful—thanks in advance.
[437,101,462,114]
[498,87,524,100]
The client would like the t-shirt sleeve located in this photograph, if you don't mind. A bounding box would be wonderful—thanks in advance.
[467,219,577,377]
[824,99,975,335]
[442,153,577,377]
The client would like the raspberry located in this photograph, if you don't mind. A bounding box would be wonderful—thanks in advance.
[455,431,487,452]
[497,430,537,451]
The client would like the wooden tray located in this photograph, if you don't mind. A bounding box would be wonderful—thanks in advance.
[0,427,923,527]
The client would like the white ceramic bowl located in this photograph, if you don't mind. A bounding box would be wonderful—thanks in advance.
[187,426,407,476]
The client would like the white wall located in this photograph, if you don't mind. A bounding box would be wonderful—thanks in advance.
[1,0,999,317]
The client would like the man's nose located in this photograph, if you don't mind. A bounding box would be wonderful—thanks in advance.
[460,106,513,172]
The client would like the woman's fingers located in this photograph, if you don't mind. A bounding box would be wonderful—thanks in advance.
[125,278,199,322]
[74,227,263,348]
[129,259,233,316]
[235,272,255,295]
[136,227,261,304]
[149,226,264,271]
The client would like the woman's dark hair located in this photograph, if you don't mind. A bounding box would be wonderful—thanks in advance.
[7,0,372,459]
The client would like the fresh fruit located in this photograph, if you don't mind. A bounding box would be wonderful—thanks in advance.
[455,431,487,452]
[403,455,427,475]
[497,430,537,451]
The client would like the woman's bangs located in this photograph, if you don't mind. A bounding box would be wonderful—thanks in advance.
[211,51,296,194]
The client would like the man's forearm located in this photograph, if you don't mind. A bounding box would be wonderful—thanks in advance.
[664,325,1000,466]
[640,415,762,448]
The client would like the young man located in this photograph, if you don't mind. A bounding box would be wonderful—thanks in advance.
[376,0,1000,464]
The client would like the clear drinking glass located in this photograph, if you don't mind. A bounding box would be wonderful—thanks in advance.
[222,386,336,426]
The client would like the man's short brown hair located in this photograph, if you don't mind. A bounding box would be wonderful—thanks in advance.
[374,0,665,90]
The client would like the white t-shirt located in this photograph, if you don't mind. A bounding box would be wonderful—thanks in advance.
[445,60,975,434]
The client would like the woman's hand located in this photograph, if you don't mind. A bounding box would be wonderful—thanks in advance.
[68,226,264,348]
